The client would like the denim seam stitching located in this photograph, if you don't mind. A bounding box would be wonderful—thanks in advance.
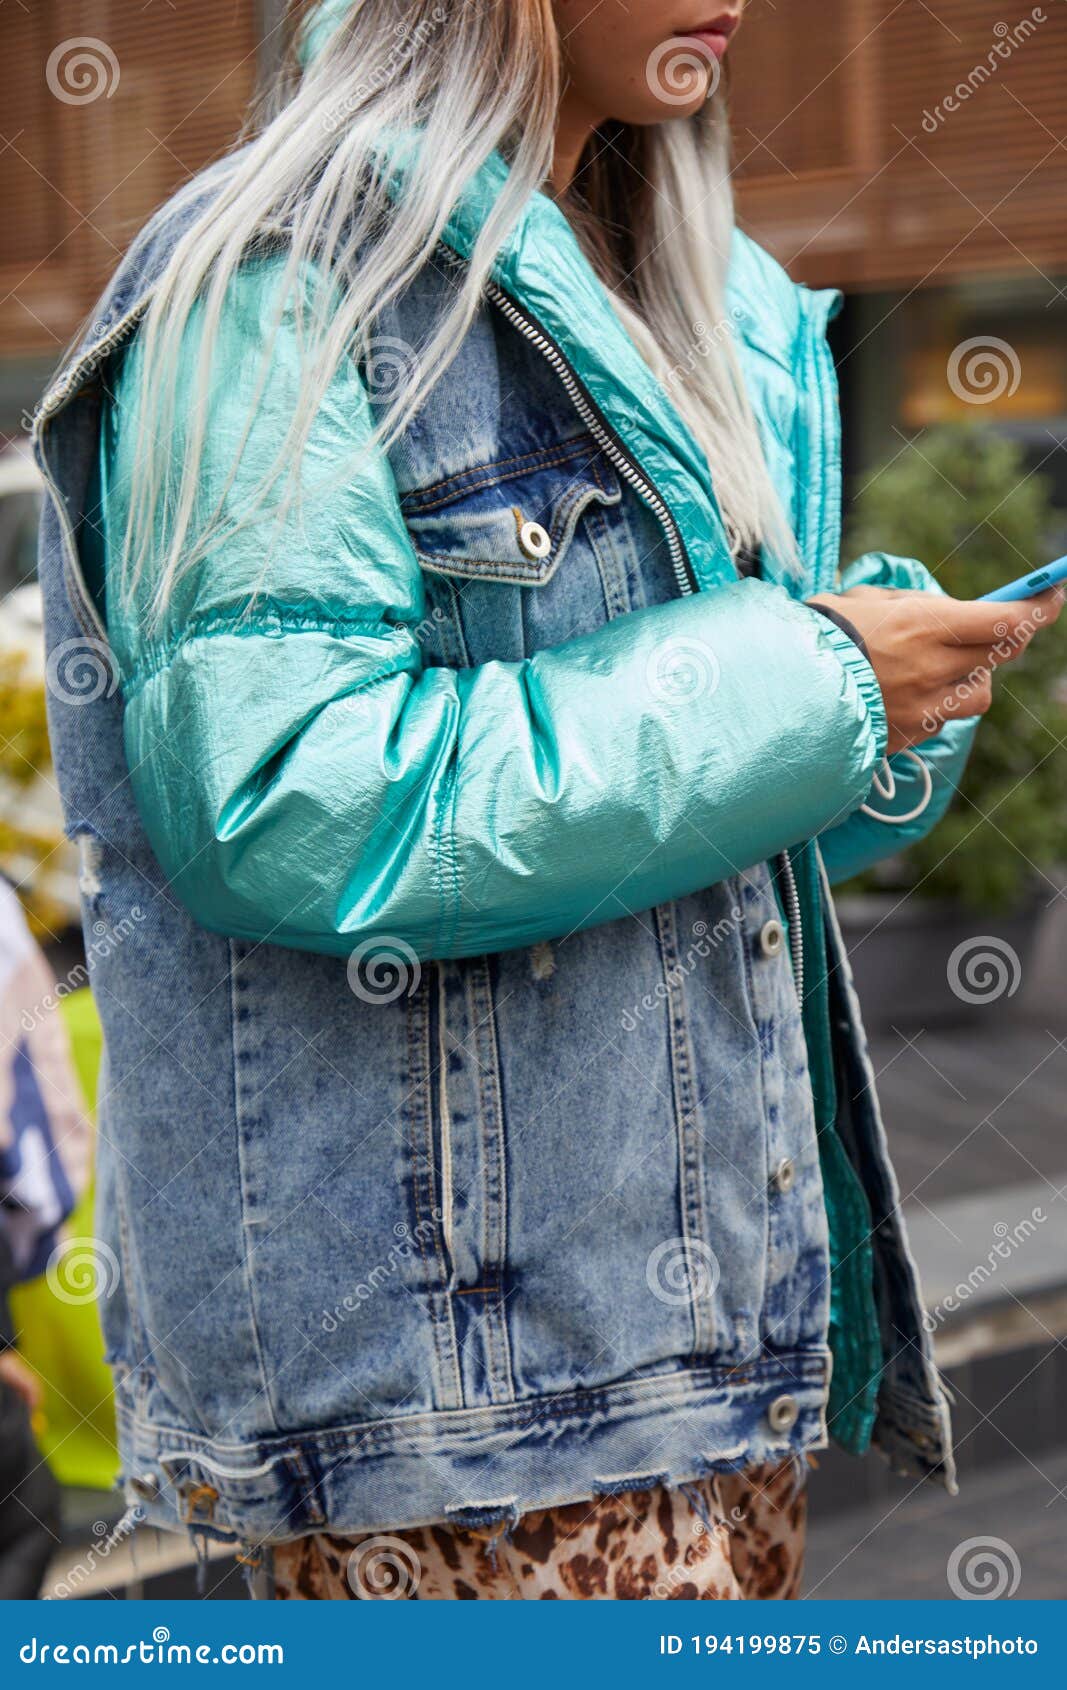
[654,902,714,1359]
[584,498,631,619]
[227,941,283,1436]
[114,1347,832,1454]
[401,434,604,510]
[467,960,515,1404]
[736,881,773,1361]
[285,1447,327,1530]
[111,1127,150,1376]
[410,459,619,588]
[406,972,464,1409]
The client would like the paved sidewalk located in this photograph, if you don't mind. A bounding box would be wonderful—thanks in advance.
[868,1026,1067,1205]
[805,1447,1067,1600]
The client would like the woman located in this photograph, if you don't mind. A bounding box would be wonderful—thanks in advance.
[34,0,1057,1600]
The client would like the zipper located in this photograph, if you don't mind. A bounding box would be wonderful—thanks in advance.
[484,280,697,598]
[487,277,804,997]
[776,848,805,1004]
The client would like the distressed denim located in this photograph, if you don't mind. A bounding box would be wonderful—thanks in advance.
[32,151,960,1543]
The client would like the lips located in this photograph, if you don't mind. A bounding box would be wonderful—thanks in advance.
[684,13,741,59]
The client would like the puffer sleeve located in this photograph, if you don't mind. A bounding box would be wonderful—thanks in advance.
[103,255,890,961]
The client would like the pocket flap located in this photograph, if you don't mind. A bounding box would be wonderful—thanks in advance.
[401,435,621,585]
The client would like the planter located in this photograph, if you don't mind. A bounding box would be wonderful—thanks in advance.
[835,889,1067,1032]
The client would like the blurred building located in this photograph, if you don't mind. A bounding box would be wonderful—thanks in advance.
[731,0,1067,506]
[1,0,1065,496]
[0,0,264,437]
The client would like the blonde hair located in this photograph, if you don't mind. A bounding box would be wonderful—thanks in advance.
[122,0,795,616]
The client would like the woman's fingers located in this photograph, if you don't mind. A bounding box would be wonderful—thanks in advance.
[931,587,1063,649]
[811,583,1062,754]
[945,668,994,716]
[919,589,1063,687]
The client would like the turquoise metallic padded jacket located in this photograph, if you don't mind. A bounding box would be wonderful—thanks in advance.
[98,153,973,962]
[32,120,974,1538]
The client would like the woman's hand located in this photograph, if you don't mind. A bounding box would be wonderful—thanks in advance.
[808,585,1064,755]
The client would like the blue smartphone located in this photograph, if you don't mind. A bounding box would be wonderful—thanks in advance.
[979,554,1067,602]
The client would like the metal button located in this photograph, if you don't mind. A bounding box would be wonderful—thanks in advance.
[129,1472,160,1501]
[758,918,785,959]
[180,1482,219,1523]
[767,1394,799,1434]
[518,519,551,561]
[773,1156,796,1195]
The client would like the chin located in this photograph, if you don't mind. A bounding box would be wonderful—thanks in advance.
[618,93,711,126]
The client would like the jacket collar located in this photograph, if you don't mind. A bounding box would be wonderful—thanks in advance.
[297,3,732,578]
[388,140,735,587]
[299,7,827,589]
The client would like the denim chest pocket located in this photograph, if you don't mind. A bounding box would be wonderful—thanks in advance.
[402,435,621,587]
[401,435,625,666]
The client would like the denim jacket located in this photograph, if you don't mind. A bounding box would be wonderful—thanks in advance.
[32,138,973,1543]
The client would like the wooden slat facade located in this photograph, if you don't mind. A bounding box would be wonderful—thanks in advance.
[0,0,257,358]
[730,0,1067,288]
[0,0,1063,364]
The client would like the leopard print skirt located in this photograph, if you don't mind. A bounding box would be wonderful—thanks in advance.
[268,1458,806,1601]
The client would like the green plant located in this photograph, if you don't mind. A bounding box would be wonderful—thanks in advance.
[844,424,1067,911]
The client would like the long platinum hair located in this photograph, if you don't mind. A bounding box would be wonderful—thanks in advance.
[121,0,796,618]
